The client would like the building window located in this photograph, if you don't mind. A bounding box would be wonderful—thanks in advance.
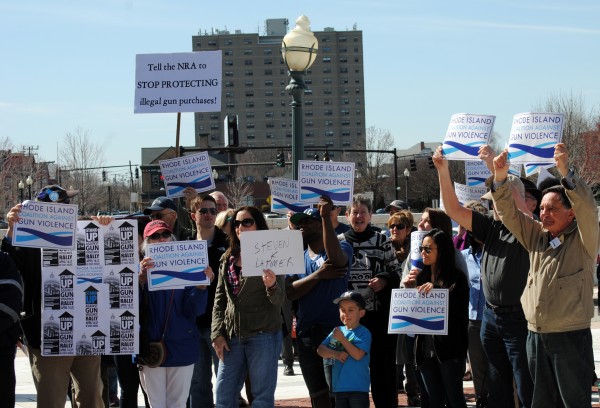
[342,141,351,147]
[325,131,334,137]
[286,132,292,138]
[340,57,348,63]
[340,47,347,53]
[342,130,351,137]
[306,131,314,137]
[322,36,330,42]
[281,123,286,128]
[225,71,234,77]
[208,40,217,46]
[265,90,273,96]
[264,80,273,86]
[210,124,219,130]
[210,114,219,120]
[246,112,255,118]
[245,91,254,97]
[225,61,233,66]
[323,78,332,84]
[324,120,333,126]
[341,120,350,126]
[245,80,253,86]
[244,49,253,55]
[356,109,361,114]
[225,81,234,87]
[305,100,313,106]
[245,102,254,108]
[247,133,255,139]
[324,109,333,116]
[325,141,334,147]
[266,133,274,139]
[244,60,253,66]
[246,123,255,129]
[342,99,349,105]
[243,38,252,44]
[265,112,274,117]
[224,40,233,46]
[305,110,313,116]
[264,59,273,65]
[225,102,235,108]
[341,89,349,94]
[322,57,331,63]
[265,101,274,107]
[339,36,347,42]
[340,78,349,84]
[266,122,275,128]
[324,99,332,105]
[224,50,233,56]
[281,111,287,117]
[304,89,313,95]
[264,69,272,75]
[264,49,273,55]
[244,70,253,76]
[340,67,348,73]
[322,46,331,52]
[341,109,350,115]
[305,120,313,127]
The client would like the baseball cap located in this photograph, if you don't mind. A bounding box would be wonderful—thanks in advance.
[143,197,177,215]
[36,185,79,203]
[481,175,525,201]
[333,291,367,309]
[143,220,173,238]
[290,208,322,226]
[384,200,408,212]
[520,177,542,203]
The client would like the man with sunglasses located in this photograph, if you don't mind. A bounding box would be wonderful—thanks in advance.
[3,185,104,408]
[143,196,193,240]
[286,196,353,408]
[187,195,229,408]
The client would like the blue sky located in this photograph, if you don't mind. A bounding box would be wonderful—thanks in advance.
[1,0,599,174]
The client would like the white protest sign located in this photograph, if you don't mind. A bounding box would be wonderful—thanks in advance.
[134,51,222,114]
[14,201,78,249]
[442,114,495,161]
[524,163,553,177]
[159,151,215,198]
[147,241,210,291]
[537,166,555,188]
[454,182,488,206]
[508,112,564,167]
[409,231,429,271]
[298,160,355,205]
[269,178,310,215]
[41,219,139,356]
[465,160,492,187]
[240,229,304,276]
[388,288,448,335]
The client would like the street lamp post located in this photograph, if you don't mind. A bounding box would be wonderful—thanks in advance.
[26,176,33,200]
[18,180,24,202]
[281,15,318,180]
[104,180,112,213]
[404,168,410,208]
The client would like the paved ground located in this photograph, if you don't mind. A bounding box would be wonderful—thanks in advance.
[14,288,600,407]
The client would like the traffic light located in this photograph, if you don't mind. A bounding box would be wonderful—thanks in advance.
[427,156,435,169]
[151,174,160,188]
[323,151,330,161]
[276,152,285,168]
[134,167,139,179]
[314,153,319,161]
[102,170,106,182]
[409,159,417,171]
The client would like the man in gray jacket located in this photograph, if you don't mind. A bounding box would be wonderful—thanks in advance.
[491,143,599,407]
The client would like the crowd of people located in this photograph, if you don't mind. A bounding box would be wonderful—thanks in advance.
[1,143,599,408]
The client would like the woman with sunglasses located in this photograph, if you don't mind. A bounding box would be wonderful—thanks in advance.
[138,220,213,408]
[211,206,286,408]
[387,210,414,267]
[404,228,469,408]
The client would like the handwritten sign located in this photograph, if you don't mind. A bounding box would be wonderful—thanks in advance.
[298,160,355,205]
[454,182,488,206]
[134,51,222,114]
[146,241,210,291]
[442,113,495,161]
[158,151,215,198]
[240,230,304,276]
[409,231,428,271]
[14,201,78,249]
[508,112,564,170]
[388,288,448,335]
[269,178,310,215]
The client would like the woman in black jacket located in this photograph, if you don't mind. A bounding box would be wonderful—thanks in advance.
[403,228,469,408]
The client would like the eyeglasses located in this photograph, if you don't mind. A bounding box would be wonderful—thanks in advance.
[233,218,255,228]
[419,245,437,254]
[150,211,175,220]
[389,224,409,230]
[148,231,171,240]
[198,208,217,215]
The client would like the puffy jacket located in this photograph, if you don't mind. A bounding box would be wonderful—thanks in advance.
[0,251,23,350]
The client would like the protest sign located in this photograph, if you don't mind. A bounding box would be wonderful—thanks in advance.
[465,160,492,187]
[269,178,310,214]
[454,182,488,206]
[240,229,304,276]
[41,219,139,356]
[146,240,210,291]
[409,231,429,270]
[298,160,355,205]
[508,112,564,166]
[388,288,448,335]
[134,51,222,114]
[14,201,78,249]
[442,114,495,161]
[159,151,215,198]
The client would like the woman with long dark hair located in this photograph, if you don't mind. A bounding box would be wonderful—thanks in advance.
[404,228,469,408]
[211,206,286,408]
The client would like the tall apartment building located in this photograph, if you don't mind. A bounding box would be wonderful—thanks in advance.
[191,18,366,161]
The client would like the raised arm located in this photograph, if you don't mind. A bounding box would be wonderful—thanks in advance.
[320,195,348,268]
[433,146,473,231]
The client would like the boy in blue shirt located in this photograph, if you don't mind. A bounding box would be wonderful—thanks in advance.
[318,291,371,408]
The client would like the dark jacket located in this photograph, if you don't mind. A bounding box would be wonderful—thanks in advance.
[0,251,23,350]
[1,239,41,348]
[414,267,469,365]
[196,227,228,329]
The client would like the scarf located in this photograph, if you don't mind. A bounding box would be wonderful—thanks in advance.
[226,256,241,298]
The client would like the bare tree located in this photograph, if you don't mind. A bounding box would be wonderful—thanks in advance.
[225,180,255,209]
[59,127,105,215]
[354,126,396,209]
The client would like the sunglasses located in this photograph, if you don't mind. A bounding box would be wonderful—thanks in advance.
[148,231,171,240]
[233,218,255,228]
[419,245,436,254]
[389,224,409,230]
[198,208,217,215]
[151,211,174,220]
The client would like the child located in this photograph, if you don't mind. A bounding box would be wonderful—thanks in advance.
[317,291,372,408]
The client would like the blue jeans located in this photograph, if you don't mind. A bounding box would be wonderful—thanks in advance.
[527,329,593,407]
[419,357,467,408]
[189,327,220,407]
[215,330,282,408]
[481,306,533,407]
[335,392,370,408]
